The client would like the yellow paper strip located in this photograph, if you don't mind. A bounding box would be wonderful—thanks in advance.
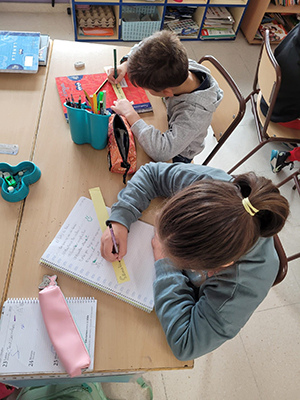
[89,187,130,283]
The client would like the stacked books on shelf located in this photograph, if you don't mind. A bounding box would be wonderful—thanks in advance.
[163,6,199,37]
[269,12,300,32]
[271,0,300,5]
[201,7,235,39]
[280,14,300,31]
[165,19,200,37]
[256,13,289,41]
[164,6,197,23]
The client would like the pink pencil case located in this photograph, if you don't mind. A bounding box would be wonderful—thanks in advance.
[39,276,91,377]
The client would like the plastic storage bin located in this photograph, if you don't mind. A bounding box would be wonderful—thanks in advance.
[65,103,111,150]
[0,161,41,202]
[122,6,161,41]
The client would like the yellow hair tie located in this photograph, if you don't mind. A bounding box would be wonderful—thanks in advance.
[242,197,259,217]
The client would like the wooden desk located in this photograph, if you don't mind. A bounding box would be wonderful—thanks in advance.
[4,40,193,384]
[0,47,52,309]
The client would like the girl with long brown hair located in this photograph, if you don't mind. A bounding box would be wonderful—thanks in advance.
[101,162,289,360]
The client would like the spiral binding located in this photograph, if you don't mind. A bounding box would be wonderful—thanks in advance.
[40,259,152,313]
[65,297,95,303]
[5,297,95,304]
[6,298,38,303]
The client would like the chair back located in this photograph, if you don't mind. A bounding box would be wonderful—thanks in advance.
[254,30,282,138]
[198,55,246,165]
[273,235,288,286]
[228,30,300,174]
[256,31,281,108]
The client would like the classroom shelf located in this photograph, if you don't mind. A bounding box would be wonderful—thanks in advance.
[70,0,250,42]
[241,0,300,44]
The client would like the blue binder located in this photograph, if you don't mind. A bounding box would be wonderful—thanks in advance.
[0,31,40,73]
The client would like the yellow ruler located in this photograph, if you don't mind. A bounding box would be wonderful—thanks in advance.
[112,83,126,100]
[89,187,130,284]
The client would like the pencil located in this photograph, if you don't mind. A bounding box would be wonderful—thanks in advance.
[103,90,106,112]
[113,48,117,79]
[83,88,91,106]
[95,78,108,95]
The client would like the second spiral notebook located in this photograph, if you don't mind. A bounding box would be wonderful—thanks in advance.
[40,197,155,313]
[0,297,96,378]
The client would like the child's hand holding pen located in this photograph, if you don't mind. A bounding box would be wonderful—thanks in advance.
[100,222,128,262]
[107,62,128,85]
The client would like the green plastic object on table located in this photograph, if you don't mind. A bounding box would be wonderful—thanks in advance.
[0,161,41,202]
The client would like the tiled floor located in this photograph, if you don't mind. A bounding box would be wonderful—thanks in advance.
[1,4,300,400]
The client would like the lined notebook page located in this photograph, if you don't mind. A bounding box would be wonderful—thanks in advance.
[40,197,156,312]
[0,298,97,376]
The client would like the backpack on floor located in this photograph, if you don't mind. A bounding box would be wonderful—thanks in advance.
[16,382,108,400]
[0,383,14,399]
[16,377,153,400]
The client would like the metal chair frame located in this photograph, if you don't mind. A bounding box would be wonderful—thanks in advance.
[198,55,246,165]
[273,168,300,286]
[228,29,300,174]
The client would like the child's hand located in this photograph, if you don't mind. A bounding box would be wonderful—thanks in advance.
[107,62,128,85]
[151,233,166,262]
[100,222,128,262]
[111,99,140,126]
[111,99,134,116]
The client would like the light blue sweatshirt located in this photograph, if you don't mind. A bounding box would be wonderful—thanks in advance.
[107,162,279,360]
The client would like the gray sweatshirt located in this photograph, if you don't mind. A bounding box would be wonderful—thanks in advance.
[130,60,223,161]
[107,162,279,361]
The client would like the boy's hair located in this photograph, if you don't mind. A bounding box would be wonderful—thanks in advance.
[127,31,189,92]
[156,172,289,271]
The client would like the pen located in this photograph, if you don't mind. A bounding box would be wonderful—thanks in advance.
[103,90,106,112]
[97,91,104,104]
[113,48,117,79]
[98,100,103,114]
[108,223,119,255]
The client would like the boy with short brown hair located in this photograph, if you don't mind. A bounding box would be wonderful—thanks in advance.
[108,31,223,163]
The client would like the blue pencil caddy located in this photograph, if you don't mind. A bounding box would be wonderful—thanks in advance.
[0,161,41,203]
[65,103,111,150]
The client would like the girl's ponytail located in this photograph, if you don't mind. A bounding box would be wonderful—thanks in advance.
[233,173,290,237]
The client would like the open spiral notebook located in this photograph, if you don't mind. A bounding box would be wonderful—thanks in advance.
[40,197,156,312]
[0,297,97,379]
